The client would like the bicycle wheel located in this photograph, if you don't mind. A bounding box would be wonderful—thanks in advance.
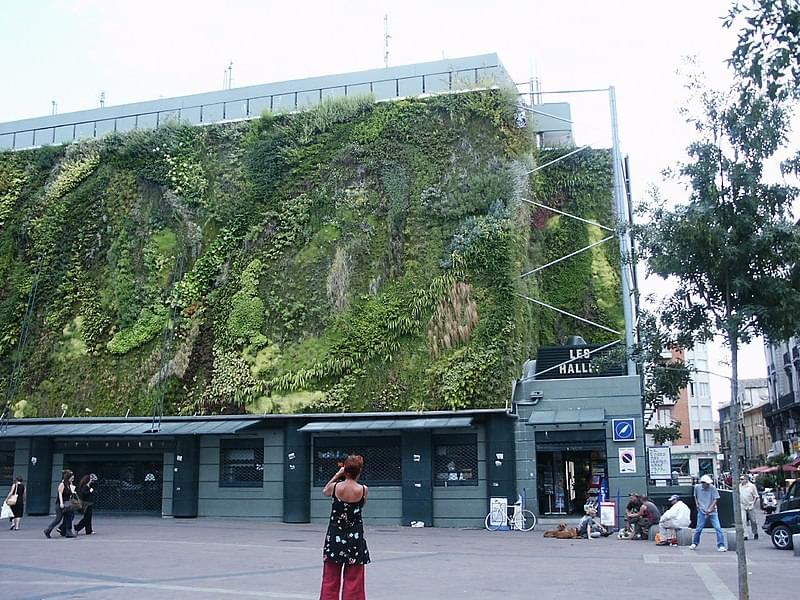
[485,512,506,531]
[518,509,537,532]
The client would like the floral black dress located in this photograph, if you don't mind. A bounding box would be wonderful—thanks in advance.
[323,483,370,565]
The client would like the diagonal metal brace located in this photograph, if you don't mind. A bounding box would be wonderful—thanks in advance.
[515,293,622,335]
[520,235,614,279]
[521,198,615,232]
[525,145,589,175]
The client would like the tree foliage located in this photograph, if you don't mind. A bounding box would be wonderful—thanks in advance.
[652,421,683,445]
[634,74,800,600]
[635,82,800,348]
[726,0,800,100]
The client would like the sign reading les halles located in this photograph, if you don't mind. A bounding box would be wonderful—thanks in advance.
[534,344,624,380]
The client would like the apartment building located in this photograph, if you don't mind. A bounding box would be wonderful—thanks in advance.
[646,342,719,480]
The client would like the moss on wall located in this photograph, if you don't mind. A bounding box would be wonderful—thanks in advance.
[0,90,622,416]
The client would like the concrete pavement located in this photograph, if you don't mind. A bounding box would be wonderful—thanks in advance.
[0,516,796,599]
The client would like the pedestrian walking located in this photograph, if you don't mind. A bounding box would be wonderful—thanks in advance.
[74,474,96,535]
[738,474,759,540]
[43,470,76,539]
[5,476,25,531]
[319,455,370,600]
[690,474,726,551]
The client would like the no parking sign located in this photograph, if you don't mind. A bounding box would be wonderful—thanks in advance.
[618,447,636,474]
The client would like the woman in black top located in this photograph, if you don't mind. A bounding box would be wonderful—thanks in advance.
[43,470,76,538]
[6,476,24,530]
[75,474,96,535]
[319,455,370,600]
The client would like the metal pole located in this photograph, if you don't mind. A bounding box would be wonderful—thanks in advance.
[608,86,636,376]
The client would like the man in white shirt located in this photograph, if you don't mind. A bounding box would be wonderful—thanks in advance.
[657,494,691,546]
[738,475,759,540]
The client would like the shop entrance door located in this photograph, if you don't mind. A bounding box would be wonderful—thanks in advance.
[537,449,607,515]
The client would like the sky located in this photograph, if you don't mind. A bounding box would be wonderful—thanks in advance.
[0,0,776,408]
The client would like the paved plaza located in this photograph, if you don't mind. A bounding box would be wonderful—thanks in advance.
[0,516,796,599]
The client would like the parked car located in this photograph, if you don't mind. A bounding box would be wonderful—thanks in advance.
[762,480,800,550]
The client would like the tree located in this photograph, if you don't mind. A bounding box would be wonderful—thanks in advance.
[766,453,792,488]
[652,421,683,445]
[634,80,800,600]
[726,0,800,100]
[632,312,693,411]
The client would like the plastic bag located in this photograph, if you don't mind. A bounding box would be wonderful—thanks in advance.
[0,502,12,520]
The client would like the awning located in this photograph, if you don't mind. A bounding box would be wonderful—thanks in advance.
[298,417,473,433]
[0,419,262,438]
[527,408,605,428]
[750,464,799,474]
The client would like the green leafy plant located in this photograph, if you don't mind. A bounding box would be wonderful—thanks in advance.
[107,308,167,355]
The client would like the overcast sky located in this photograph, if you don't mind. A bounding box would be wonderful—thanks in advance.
[0,0,774,406]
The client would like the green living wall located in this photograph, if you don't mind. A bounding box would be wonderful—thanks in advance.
[0,90,623,417]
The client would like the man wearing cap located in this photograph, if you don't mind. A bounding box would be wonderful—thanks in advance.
[691,474,726,551]
[738,474,759,540]
[657,494,691,546]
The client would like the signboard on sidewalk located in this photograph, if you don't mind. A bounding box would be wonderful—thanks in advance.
[488,497,508,529]
[600,501,616,527]
[648,447,672,479]
[619,447,636,473]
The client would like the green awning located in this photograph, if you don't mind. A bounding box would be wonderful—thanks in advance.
[298,417,474,433]
[0,419,262,438]
[527,408,605,428]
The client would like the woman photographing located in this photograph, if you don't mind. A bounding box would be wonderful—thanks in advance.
[319,455,370,600]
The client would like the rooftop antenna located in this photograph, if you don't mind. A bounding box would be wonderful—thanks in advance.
[99,91,106,108]
[51,100,57,115]
[223,61,233,90]
[383,14,390,68]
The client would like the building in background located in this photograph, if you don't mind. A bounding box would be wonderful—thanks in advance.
[718,378,771,472]
[645,343,719,481]
[764,339,800,459]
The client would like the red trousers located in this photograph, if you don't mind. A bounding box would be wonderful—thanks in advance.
[319,559,366,600]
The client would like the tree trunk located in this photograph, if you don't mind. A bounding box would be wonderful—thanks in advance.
[728,332,749,600]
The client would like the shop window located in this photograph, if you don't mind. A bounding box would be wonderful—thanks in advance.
[698,458,714,477]
[219,439,264,487]
[671,457,689,475]
[313,437,401,487]
[433,434,478,487]
[0,449,13,485]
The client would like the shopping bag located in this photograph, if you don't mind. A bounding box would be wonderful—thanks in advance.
[0,502,13,520]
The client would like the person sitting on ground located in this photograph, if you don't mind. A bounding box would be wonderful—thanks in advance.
[633,494,661,539]
[657,494,691,546]
[577,506,609,538]
[624,492,642,535]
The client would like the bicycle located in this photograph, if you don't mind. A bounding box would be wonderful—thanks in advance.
[484,500,536,532]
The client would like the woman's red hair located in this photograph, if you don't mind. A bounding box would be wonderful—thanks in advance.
[343,455,363,479]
